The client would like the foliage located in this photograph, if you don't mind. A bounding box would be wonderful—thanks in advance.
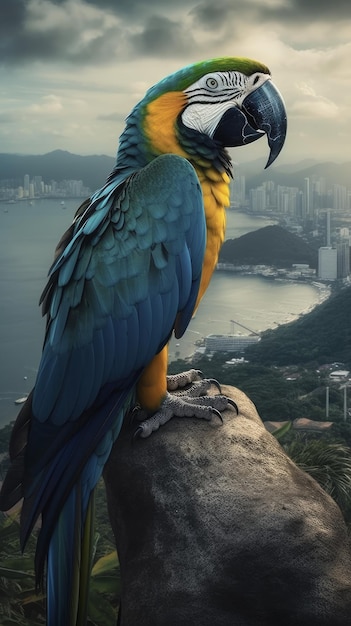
[88,549,120,626]
[0,490,120,626]
[169,357,333,422]
[285,439,351,521]
[271,421,292,440]
[246,285,351,367]
[220,225,317,268]
[0,513,45,625]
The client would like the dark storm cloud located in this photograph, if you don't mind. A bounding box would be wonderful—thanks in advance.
[80,0,193,17]
[0,0,121,65]
[192,0,351,28]
[284,0,351,19]
[0,0,195,66]
[1,0,350,67]
[130,15,197,58]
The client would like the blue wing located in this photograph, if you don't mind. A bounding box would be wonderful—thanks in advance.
[3,154,206,578]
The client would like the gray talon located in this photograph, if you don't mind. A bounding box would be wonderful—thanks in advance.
[209,378,222,393]
[212,408,223,423]
[132,426,143,441]
[228,399,239,414]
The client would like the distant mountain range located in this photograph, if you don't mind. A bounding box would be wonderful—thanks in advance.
[0,150,350,194]
[0,150,116,192]
[238,158,351,189]
[220,225,318,269]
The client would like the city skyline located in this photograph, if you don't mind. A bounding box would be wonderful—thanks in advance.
[2,167,351,208]
[1,0,351,165]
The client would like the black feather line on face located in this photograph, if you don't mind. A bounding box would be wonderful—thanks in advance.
[176,117,233,177]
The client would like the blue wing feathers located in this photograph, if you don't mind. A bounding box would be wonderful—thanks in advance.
[3,152,206,622]
[72,246,93,282]
[151,243,168,270]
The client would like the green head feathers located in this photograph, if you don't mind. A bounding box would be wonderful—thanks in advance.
[144,57,271,102]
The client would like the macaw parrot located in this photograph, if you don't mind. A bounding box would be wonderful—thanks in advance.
[0,57,286,625]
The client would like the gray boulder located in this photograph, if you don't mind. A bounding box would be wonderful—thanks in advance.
[104,385,351,626]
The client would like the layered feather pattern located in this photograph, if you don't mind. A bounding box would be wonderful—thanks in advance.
[0,153,206,625]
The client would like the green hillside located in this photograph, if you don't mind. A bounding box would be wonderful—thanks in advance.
[220,225,318,268]
[246,285,351,366]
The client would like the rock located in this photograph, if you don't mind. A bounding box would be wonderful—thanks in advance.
[103,385,351,626]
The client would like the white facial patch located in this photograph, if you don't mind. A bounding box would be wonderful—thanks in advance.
[181,71,271,137]
[181,101,235,138]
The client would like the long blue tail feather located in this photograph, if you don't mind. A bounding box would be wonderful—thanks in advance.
[46,483,96,626]
[20,385,136,585]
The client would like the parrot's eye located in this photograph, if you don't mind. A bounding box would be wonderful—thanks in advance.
[206,77,219,90]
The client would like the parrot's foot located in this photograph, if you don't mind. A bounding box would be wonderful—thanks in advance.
[166,368,204,391]
[134,375,238,439]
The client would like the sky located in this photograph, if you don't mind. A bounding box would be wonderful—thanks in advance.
[1,0,351,166]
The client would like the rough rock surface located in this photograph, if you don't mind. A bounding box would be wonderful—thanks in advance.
[103,385,351,626]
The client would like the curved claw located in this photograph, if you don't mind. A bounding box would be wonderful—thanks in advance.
[227,399,239,414]
[208,378,222,393]
[211,408,223,423]
[195,369,204,379]
[129,404,142,426]
[132,426,143,442]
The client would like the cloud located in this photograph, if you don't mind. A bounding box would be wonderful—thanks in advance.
[0,112,18,124]
[1,0,350,161]
[1,0,350,68]
[30,94,63,113]
[291,84,339,119]
[0,0,121,65]
[129,15,198,58]
[97,112,127,122]
[284,0,351,19]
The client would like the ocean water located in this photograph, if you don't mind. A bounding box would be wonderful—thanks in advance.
[0,200,321,427]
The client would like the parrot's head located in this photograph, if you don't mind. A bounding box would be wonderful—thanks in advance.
[139,57,287,170]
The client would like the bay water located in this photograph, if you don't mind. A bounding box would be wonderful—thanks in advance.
[0,200,323,427]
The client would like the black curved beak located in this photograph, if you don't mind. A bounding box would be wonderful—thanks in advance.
[242,79,287,168]
[213,78,287,169]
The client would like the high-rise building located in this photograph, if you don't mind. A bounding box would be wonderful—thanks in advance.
[23,174,30,198]
[326,209,331,246]
[318,247,337,280]
[249,186,266,212]
[230,166,246,207]
[337,241,350,279]
[302,177,310,218]
[333,184,348,211]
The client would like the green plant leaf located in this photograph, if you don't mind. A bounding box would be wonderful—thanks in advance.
[91,551,119,577]
[90,574,120,595]
[87,589,117,626]
[271,421,292,440]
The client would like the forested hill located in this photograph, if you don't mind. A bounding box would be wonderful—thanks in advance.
[246,285,351,367]
[220,225,318,269]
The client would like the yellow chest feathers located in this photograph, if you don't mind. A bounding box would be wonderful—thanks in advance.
[144,91,231,226]
[144,92,231,294]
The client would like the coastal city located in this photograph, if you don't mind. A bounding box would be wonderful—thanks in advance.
[0,173,91,203]
[1,160,351,287]
[227,164,351,282]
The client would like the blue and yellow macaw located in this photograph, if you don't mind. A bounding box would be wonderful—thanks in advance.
[0,57,286,625]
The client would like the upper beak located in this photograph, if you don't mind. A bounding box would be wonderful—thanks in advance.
[213,78,287,169]
[242,79,287,168]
